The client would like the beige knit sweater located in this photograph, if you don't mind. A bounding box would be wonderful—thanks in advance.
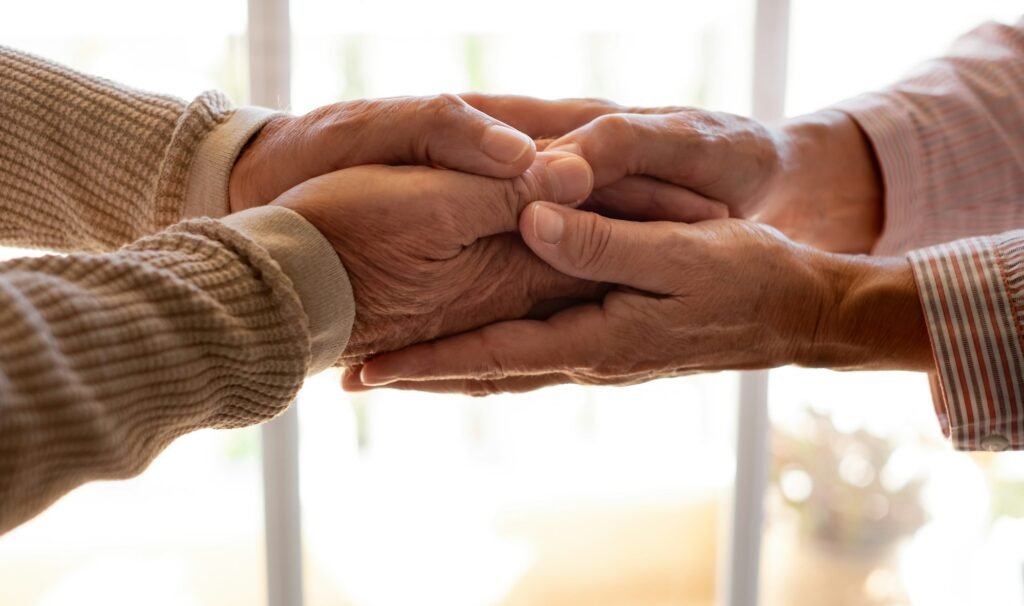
[0,46,354,534]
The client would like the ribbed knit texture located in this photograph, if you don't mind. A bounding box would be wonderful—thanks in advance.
[0,219,311,534]
[0,48,336,533]
[0,45,233,251]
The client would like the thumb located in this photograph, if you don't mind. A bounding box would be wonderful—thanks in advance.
[233,95,539,209]
[520,202,676,293]
[376,94,537,178]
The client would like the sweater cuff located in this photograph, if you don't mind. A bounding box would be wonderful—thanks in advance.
[833,93,927,256]
[222,206,354,374]
[183,107,281,219]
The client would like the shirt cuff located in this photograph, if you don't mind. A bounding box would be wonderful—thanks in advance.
[907,232,1024,451]
[183,106,281,220]
[833,93,927,256]
[222,206,354,375]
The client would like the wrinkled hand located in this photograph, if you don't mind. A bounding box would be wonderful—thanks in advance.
[459,94,786,223]
[230,94,538,212]
[461,94,884,253]
[272,153,605,365]
[351,200,930,394]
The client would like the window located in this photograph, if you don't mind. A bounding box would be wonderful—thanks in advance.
[2,2,1024,605]
[766,3,1024,605]
[0,4,271,606]
[290,2,753,604]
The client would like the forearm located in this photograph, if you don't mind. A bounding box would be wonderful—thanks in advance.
[831,19,1024,255]
[0,206,352,534]
[791,229,1024,450]
[796,252,932,371]
[0,45,276,252]
[762,19,1024,257]
[758,110,884,255]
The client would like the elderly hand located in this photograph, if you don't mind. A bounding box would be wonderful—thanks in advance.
[350,203,932,395]
[460,94,884,254]
[229,94,538,212]
[272,152,604,365]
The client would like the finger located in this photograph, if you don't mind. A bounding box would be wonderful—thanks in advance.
[450,151,594,241]
[520,202,679,292]
[460,94,681,139]
[459,93,624,139]
[346,94,538,178]
[434,233,608,338]
[359,304,609,385]
[586,176,729,222]
[343,367,571,395]
[546,113,711,190]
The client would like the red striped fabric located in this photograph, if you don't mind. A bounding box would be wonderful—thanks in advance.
[835,19,1024,450]
[908,236,1024,449]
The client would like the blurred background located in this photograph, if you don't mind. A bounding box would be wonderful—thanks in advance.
[1,1,1024,605]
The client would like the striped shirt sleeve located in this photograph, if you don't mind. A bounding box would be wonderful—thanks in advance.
[830,18,1024,450]
[909,233,1024,451]
[834,18,1024,257]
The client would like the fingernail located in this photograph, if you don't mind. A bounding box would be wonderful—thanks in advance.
[481,125,533,163]
[547,156,592,203]
[533,204,565,244]
[361,364,401,387]
[547,142,581,156]
[342,368,372,391]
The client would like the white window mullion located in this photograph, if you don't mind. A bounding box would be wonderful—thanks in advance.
[718,1,790,605]
[247,1,304,605]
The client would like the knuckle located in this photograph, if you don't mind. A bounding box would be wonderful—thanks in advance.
[500,173,538,214]
[567,215,613,272]
[590,113,637,143]
[435,92,465,107]
[425,93,466,119]
[661,226,696,264]
[412,94,480,163]
[573,96,623,117]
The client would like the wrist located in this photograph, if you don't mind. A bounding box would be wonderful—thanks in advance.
[229,114,296,213]
[760,110,883,254]
[223,206,354,374]
[796,252,932,371]
[183,107,281,219]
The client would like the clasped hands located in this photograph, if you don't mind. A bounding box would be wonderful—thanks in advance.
[229,93,933,396]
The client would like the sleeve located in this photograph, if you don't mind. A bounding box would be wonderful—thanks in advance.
[832,18,1024,256]
[0,205,354,534]
[908,231,1024,451]
[0,45,279,252]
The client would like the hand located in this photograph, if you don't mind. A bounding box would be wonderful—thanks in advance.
[230,94,538,212]
[350,204,932,395]
[272,152,605,365]
[461,94,883,253]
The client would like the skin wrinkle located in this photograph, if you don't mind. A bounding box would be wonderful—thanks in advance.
[356,106,921,390]
[7,50,617,533]
[267,153,598,367]
[232,94,536,213]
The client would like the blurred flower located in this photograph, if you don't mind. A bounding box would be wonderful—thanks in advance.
[771,408,927,554]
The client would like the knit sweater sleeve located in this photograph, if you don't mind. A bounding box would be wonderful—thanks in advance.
[0,45,276,252]
[0,205,354,535]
